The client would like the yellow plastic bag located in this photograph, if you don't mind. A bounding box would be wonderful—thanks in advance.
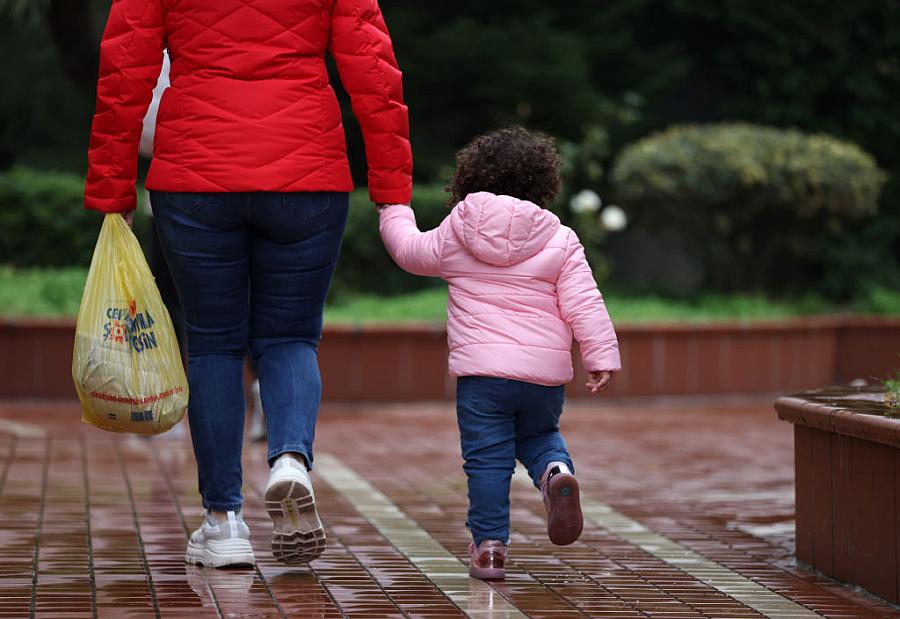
[72,213,188,435]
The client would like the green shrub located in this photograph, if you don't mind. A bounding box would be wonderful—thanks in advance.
[611,123,887,293]
[0,166,100,268]
[557,123,615,283]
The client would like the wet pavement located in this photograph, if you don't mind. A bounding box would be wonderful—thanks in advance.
[1,397,898,618]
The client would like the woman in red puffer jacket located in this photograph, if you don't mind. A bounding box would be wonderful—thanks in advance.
[85,0,411,569]
[86,0,410,210]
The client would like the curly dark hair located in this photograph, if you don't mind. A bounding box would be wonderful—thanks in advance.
[447,126,562,208]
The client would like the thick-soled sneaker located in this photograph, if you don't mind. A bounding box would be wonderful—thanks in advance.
[185,510,255,568]
[265,455,326,564]
[468,539,507,580]
[541,462,583,546]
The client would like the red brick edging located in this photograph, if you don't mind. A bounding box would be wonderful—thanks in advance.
[1,315,898,400]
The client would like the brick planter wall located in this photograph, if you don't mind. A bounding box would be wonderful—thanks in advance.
[2,316,898,401]
[0,318,74,399]
[836,318,900,383]
[776,390,900,603]
[317,325,451,401]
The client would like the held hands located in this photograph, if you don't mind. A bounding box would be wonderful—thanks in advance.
[375,202,410,213]
[586,370,612,394]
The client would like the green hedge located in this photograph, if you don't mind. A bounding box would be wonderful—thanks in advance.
[0,167,99,268]
[611,123,886,293]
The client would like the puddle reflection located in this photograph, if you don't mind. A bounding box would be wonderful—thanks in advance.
[466,578,517,617]
[185,564,255,605]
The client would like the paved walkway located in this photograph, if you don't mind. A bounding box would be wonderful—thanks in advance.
[0,398,898,618]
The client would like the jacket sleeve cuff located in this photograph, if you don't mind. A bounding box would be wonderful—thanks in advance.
[581,342,622,373]
[83,193,137,213]
[369,185,412,206]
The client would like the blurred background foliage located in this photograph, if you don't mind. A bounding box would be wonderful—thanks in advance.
[612,124,886,294]
[1,0,898,306]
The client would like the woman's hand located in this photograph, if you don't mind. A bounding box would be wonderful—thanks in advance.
[123,210,135,228]
[586,370,612,394]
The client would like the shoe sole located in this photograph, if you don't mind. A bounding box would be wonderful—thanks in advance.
[265,479,326,564]
[184,539,255,568]
[546,473,583,546]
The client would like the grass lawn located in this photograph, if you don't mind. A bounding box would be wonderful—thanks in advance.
[3,267,899,323]
[0,267,88,318]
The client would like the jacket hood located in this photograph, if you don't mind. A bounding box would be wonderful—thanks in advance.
[449,192,561,266]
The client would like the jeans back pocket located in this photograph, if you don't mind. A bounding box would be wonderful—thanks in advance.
[281,192,332,220]
[160,191,216,215]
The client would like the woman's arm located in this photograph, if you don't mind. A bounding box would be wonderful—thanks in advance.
[84,0,165,213]
[378,205,447,277]
[330,0,412,206]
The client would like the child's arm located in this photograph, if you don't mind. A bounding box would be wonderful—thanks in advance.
[557,231,622,380]
[378,204,449,277]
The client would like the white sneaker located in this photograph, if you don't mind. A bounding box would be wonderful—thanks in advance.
[185,510,256,568]
[265,455,326,564]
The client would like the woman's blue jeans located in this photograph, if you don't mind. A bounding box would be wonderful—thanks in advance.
[150,191,349,512]
[456,376,573,545]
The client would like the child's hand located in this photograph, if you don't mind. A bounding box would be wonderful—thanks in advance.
[586,371,612,394]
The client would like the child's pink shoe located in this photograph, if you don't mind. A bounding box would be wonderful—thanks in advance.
[540,462,583,545]
[468,539,507,580]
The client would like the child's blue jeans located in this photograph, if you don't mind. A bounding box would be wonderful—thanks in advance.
[456,376,574,545]
[150,190,349,512]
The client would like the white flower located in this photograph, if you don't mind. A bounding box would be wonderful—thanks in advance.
[570,189,601,214]
[600,205,627,231]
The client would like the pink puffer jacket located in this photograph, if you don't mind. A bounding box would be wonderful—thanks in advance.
[379,192,621,386]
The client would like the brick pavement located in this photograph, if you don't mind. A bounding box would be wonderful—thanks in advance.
[0,398,897,618]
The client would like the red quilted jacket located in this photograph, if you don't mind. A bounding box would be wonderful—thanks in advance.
[85,0,412,213]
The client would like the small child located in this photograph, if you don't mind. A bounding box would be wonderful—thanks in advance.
[378,126,621,580]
